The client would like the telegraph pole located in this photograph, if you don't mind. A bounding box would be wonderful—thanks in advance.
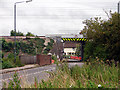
[118,1,120,31]
[118,2,120,14]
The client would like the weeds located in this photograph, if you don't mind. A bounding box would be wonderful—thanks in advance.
[8,71,21,88]
[36,59,118,88]
[3,59,119,88]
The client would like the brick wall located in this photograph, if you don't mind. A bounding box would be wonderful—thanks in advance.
[36,54,51,66]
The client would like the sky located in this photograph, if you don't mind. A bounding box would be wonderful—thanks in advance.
[0,0,119,36]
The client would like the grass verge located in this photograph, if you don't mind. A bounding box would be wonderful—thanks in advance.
[3,59,119,88]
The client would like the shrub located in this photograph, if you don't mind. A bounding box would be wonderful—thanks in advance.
[82,12,120,61]
[2,53,24,69]
[52,55,57,61]
[50,39,54,44]
[15,57,24,67]
[2,60,14,69]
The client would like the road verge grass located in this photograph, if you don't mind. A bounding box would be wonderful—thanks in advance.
[3,59,119,88]
[31,59,118,88]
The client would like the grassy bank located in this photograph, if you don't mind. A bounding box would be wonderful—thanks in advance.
[32,60,118,88]
[3,59,119,88]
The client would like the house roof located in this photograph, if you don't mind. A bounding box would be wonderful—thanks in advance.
[64,42,79,48]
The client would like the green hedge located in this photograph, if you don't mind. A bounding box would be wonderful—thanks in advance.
[2,53,24,69]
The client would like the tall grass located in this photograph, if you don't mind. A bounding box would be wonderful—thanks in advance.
[3,59,119,88]
[31,59,118,88]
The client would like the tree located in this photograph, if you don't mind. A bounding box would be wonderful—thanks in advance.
[26,32,35,36]
[81,12,120,61]
[75,44,81,57]
[10,30,24,36]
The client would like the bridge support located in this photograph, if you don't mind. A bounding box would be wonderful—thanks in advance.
[81,42,84,61]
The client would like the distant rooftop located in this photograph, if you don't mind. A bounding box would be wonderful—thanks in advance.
[46,34,83,38]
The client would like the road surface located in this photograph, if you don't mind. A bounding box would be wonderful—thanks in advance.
[1,61,84,88]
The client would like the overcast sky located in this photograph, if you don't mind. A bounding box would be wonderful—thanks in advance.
[0,0,119,36]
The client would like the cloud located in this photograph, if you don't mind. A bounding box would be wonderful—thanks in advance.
[0,0,119,36]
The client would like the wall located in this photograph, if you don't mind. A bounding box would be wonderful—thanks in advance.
[36,54,51,66]
[19,55,36,64]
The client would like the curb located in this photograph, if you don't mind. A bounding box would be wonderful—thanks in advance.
[0,65,39,74]
[0,64,56,74]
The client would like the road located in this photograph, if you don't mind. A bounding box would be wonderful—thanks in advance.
[2,64,56,86]
[1,61,84,88]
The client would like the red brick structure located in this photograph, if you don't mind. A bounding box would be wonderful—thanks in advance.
[36,54,51,66]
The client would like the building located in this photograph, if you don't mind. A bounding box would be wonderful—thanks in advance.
[63,41,79,55]
[47,34,83,60]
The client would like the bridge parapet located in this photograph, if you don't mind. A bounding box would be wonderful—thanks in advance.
[61,38,88,42]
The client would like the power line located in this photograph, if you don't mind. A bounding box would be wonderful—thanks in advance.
[0,14,109,16]
[0,6,117,8]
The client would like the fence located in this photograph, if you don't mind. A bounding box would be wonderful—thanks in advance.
[19,54,52,66]
[19,55,36,64]
[36,54,51,66]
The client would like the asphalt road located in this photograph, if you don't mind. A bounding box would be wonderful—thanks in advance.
[2,64,56,85]
[1,61,84,88]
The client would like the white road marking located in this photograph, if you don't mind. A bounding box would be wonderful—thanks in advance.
[2,68,56,81]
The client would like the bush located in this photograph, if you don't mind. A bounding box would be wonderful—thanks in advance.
[83,41,109,62]
[2,60,14,69]
[15,56,24,67]
[82,12,120,61]
[50,39,54,44]
[2,53,24,69]
[52,55,57,60]
[52,55,58,64]
[0,51,4,58]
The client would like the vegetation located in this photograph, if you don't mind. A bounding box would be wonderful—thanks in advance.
[2,38,45,55]
[8,71,21,88]
[10,30,35,36]
[10,30,24,36]
[52,55,58,64]
[43,39,54,55]
[2,11,119,89]
[32,59,118,88]
[3,59,118,88]
[26,32,35,36]
[75,44,81,57]
[1,53,24,69]
[1,37,54,68]
[81,12,120,62]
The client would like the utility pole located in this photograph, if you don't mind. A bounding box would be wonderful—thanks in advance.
[118,1,120,31]
[14,4,16,63]
[118,2,120,14]
[14,0,32,63]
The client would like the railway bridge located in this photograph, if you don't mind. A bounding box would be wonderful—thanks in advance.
[46,34,87,61]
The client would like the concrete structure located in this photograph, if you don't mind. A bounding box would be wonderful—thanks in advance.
[0,36,46,39]
[46,34,85,61]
